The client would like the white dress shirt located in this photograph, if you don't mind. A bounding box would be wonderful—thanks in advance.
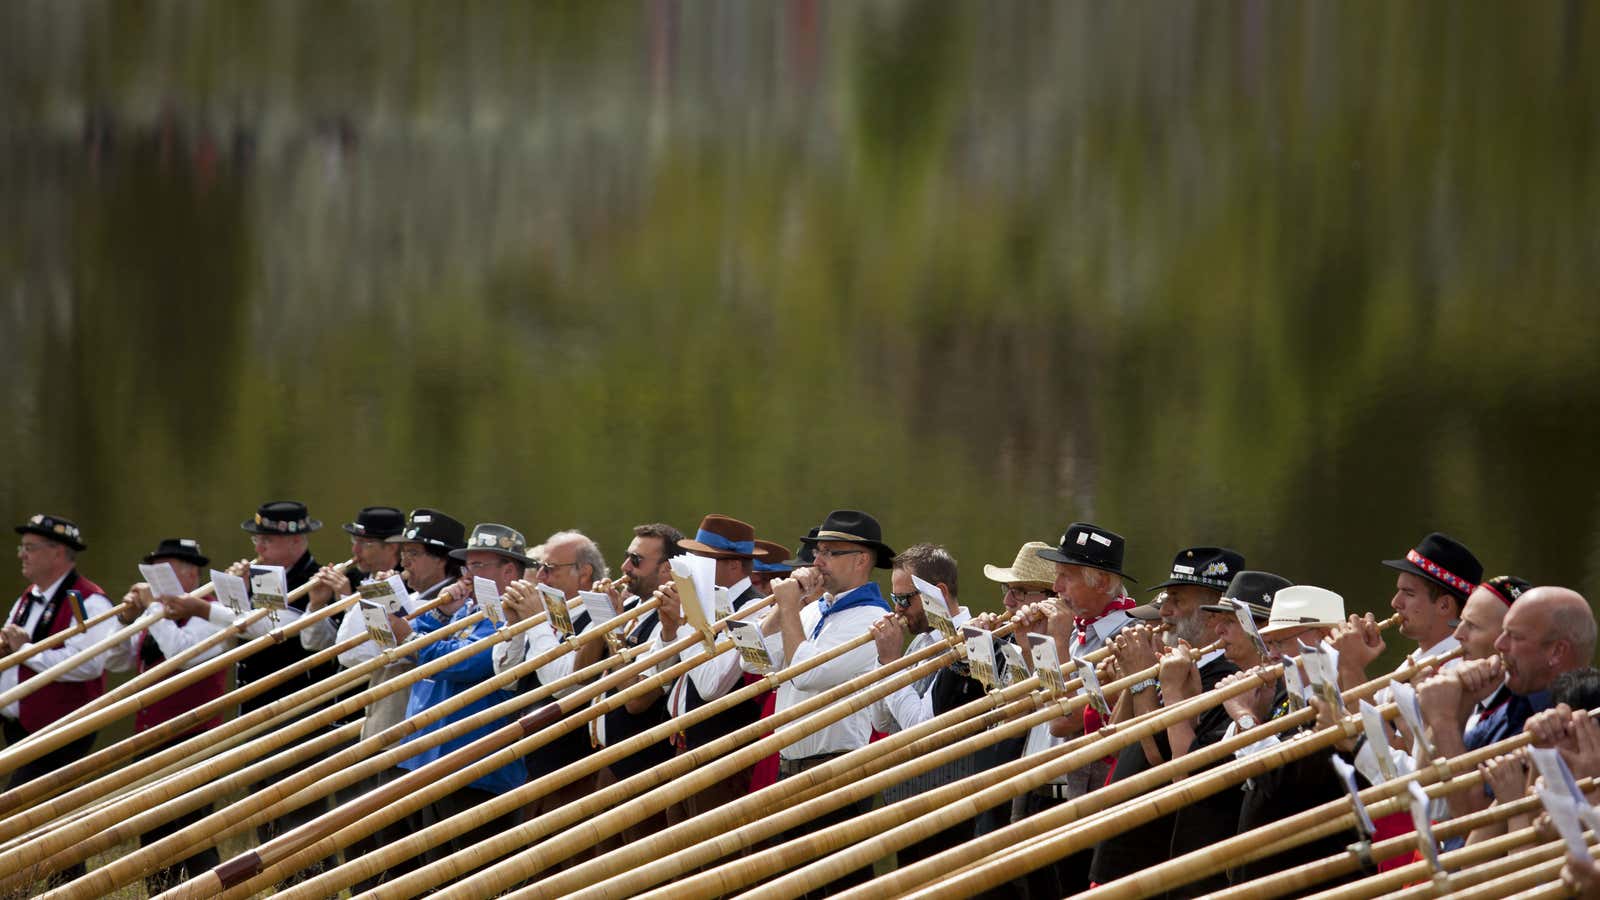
[745,595,883,761]
[870,607,972,733]
[663,577,754,718]
[107,600,229,674]
[2,573,116,720]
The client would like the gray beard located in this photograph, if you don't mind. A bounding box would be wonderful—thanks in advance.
[1167,615,1207,647]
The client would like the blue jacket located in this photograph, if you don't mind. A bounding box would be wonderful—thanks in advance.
[396,603,525,794]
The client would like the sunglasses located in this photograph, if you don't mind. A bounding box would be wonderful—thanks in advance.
[890,590,917,609]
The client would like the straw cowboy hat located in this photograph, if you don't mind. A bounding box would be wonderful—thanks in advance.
[982,541,1057,587]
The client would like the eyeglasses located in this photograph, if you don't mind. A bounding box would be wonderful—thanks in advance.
[811,548,865,560]
[399,547,429,560]
[537,561,580,575]
[17,543,52,555]
[1005,586,1051,600]
[624,552,654,568]
[351,537,386,550]
[463,560,506,574]
[890,591,917,609]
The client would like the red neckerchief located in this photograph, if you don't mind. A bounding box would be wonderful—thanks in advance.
[1075,595,1137,645]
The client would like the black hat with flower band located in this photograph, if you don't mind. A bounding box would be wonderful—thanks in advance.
[241,500,322,536]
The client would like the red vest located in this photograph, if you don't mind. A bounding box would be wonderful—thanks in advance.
[132,604,228,735]
[12,572,109,733]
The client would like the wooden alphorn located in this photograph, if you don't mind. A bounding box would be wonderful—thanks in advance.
[140,589,674,899]
[31,592,604,897]
[829,643,1460,900]
[0,560,357,784]
[0,600,505,888]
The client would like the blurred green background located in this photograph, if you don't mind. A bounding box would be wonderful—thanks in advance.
[3,2,1598,669]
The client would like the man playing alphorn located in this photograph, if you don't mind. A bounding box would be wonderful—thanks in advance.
[1332,531,1482,701]
[225,500,333,714]
[496,530,608,832]
[109,537,229,893]
[1418,584,1595,821]
[1013,522,1138,896]
[1088,546,1244,889]
[748,509,895,893]
[328,508,466,892]
[2,515,113,781]
[385,523,531,875]
[589,522,684,844]
[920,540,1056,839]
[298,505,407,652]
[1216,584,1350,882]
[657,514,775,819]
[1159,569,1292,896]
[867,542,972,864]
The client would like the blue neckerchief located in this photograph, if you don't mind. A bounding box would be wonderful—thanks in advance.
[811,581,890,639]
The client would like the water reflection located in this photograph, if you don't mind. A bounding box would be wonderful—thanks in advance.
[2,2,1597,669]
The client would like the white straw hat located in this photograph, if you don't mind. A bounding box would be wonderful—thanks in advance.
[1258,585,1346,637]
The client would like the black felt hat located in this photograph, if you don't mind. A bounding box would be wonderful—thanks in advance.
[800,511,896,569]
[1037,522,1136,582]
[241,500,322,535]
[343,506,406,540]
[16,513,86,552]
[142,537,209,568]
[1148,546,1245,592]
[1382,532,1483,600]
[783,527,819,567]
[1200,570,1295,622]
[386,508,468,553]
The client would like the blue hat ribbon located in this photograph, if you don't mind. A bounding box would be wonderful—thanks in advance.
[694,529,755,555]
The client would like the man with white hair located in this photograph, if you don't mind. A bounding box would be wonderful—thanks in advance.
[1015,522,1139,896]
[498,529,608,840]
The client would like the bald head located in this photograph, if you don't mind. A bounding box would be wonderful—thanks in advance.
[1494,586,1596,694]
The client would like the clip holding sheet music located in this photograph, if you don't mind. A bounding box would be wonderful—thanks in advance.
[668,554,718,652]
[912,573,957,641]
[1026,633,1069,696]
[535,583,573,637]
[962,625,999,690]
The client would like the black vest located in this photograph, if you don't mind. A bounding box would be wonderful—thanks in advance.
[236,552,340,715]
[680,585,769,751]
[598,606,674,779]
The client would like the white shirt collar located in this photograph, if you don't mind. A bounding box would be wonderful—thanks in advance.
[727,576,752,601]
[33,571,71,600]
[1413,634,1461,662]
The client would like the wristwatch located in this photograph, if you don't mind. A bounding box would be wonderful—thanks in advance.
[1128,677,1159,695]
[1237,713,1259,731]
